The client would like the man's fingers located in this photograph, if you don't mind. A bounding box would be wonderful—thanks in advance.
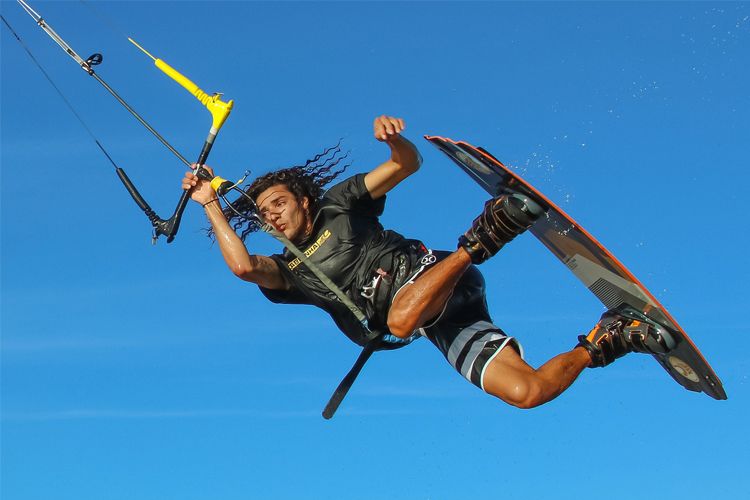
[182,171,200,190]
[374,116,388,140]
[190,164,214,176]
[374,115,406,140]
[380,116,391,133]
[385,116,399,134]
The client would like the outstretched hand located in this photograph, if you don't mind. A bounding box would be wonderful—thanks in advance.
[374,115,406,142]
[182,165,217,205]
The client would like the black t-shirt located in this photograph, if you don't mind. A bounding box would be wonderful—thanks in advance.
[259,173,421,346]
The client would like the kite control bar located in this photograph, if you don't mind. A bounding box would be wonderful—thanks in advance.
[9,0,384,417]
[14,0,233,244]
[128,38,234,243]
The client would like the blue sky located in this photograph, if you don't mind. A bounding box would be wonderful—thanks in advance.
[2,1,748,499]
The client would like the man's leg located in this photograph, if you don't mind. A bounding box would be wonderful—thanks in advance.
[388,192,543,338]
[387,249,472,338]
[482,345,592,409]
[482,306,675,409]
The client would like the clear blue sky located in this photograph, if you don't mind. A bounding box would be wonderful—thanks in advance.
[2,1,748,499]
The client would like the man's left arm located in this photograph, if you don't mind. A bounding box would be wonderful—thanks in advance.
[364,115,422,199]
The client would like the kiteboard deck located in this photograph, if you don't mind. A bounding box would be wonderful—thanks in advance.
[426,135,726,400]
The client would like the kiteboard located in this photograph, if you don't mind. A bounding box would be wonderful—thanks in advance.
[426,135,726,400]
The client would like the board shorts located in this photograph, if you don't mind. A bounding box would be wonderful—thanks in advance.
[390,250,525,392]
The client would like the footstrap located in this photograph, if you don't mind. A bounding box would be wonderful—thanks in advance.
[623,322,655,353]
[575,328,629,368]
[576,335,604,368]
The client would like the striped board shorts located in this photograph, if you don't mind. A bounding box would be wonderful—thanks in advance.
[410,252,524,392]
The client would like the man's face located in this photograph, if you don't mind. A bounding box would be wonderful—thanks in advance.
[256,184,310,242]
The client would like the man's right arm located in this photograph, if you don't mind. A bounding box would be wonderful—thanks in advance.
[202,199,288,290]
[183,168,288,291]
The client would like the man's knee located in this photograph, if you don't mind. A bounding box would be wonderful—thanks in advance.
[483,351,547,410]
[386,306,418,338]
[487,378,545,410]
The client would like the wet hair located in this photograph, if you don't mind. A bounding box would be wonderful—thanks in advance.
[212,143,350,241]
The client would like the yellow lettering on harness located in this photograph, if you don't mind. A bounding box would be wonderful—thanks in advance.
[288,229,332,270]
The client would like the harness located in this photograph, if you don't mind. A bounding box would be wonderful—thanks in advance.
[324,245,429,419]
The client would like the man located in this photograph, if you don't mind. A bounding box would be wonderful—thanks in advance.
[182,115,670,409]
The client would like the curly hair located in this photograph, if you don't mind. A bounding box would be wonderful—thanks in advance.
[212,143,351,241]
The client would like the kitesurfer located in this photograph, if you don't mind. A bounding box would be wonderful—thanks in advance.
[182,115,670,409]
